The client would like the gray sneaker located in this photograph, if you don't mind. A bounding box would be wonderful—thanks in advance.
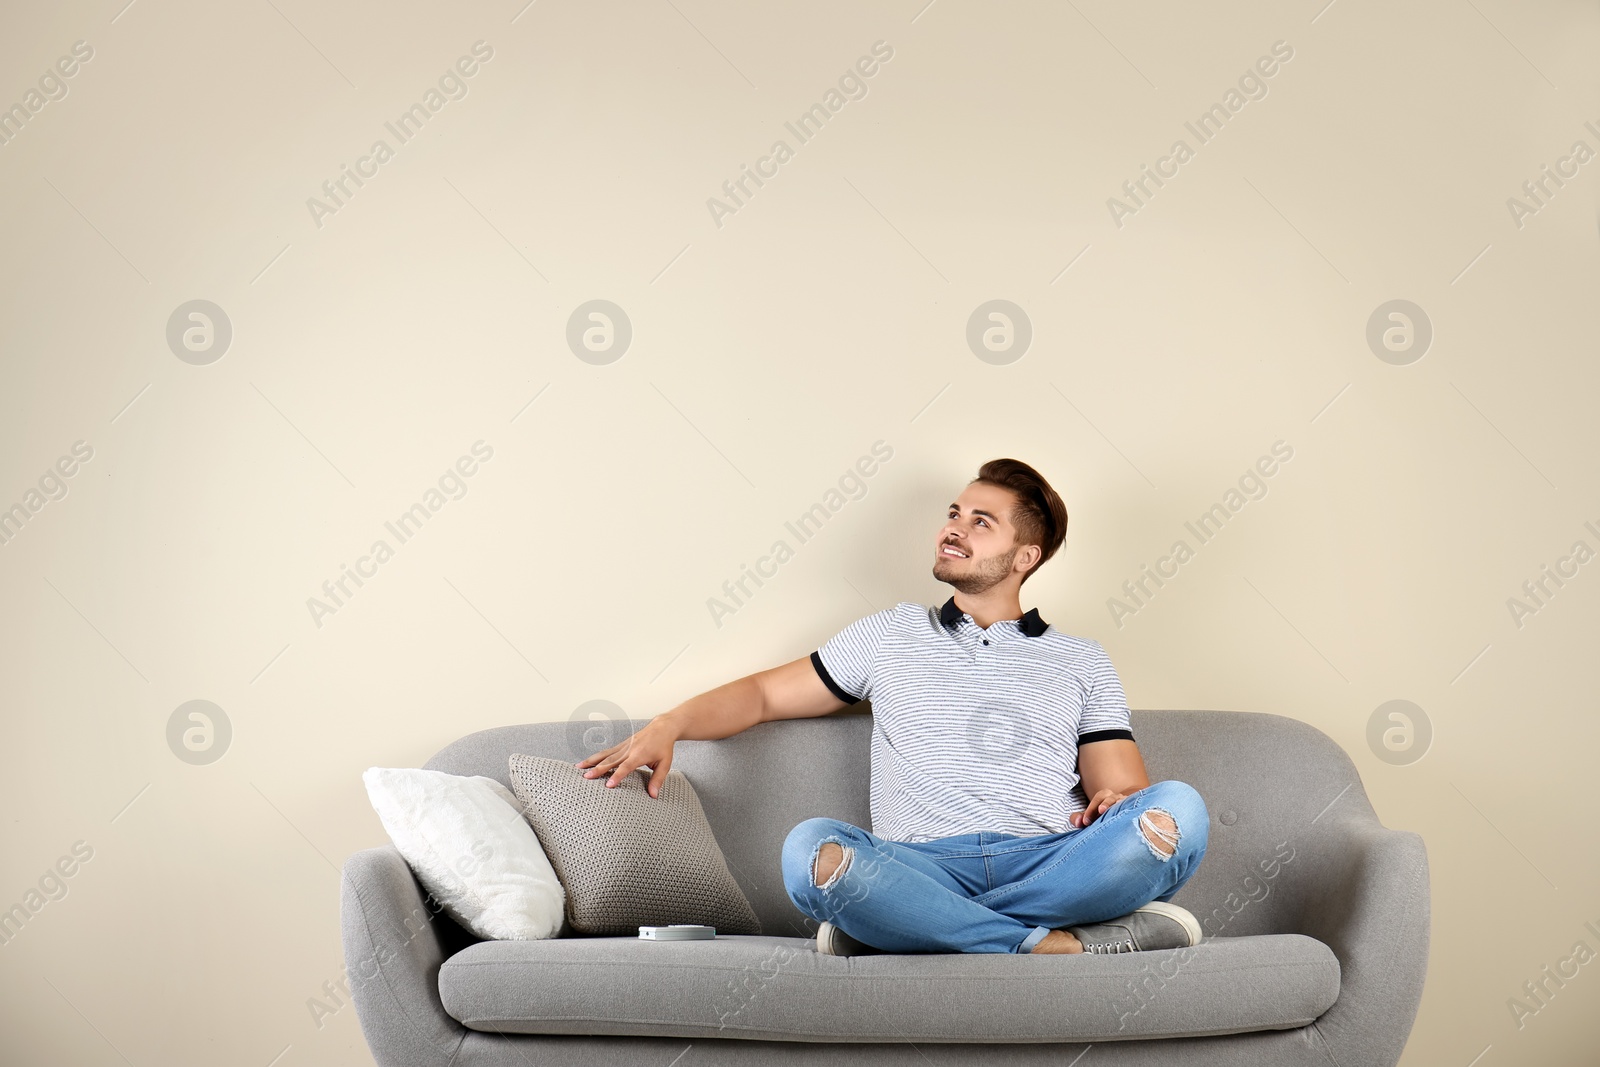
[1066,901,1202,954]
[815,921,884,956]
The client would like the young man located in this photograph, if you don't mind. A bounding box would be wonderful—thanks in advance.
[575,458,1208,955]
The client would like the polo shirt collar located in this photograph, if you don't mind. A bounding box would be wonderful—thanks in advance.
[939,596,1048,637]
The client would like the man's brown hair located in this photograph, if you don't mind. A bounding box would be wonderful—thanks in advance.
[971,458,1068,586]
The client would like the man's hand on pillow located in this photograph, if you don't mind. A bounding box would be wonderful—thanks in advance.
[575,718,679,799]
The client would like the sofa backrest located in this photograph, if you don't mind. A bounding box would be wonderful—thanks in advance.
[422,708,1377,940]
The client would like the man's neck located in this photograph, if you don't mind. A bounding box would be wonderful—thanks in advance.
[951,591,1024,630]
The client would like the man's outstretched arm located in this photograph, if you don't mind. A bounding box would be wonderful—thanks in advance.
[668,654,850,738]
[576,656,848,796]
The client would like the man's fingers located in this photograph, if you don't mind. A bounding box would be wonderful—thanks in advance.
[580,751,615,776]
[1073,790,1125,827]
[588,752,621,781]
[579,743,624,772]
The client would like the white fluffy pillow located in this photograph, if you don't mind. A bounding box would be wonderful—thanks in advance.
[362,767,565,940]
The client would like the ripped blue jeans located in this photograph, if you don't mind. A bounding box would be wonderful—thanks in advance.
[780,780,1208,954]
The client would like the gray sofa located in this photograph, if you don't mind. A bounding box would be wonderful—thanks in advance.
[341,708,1430,1066]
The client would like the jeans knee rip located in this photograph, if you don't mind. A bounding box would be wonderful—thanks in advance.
[1139,808,1179,861]
[811,839,852,889]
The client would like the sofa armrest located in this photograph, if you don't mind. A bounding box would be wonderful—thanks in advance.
[341,845,472,1067]
[1291,816,1431,1067]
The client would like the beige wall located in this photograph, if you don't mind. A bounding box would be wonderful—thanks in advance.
[2,0,1597,1063]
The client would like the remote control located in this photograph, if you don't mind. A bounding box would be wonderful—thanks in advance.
[638,924,717,940]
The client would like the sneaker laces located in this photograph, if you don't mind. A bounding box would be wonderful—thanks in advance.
[1084,936,1137,954]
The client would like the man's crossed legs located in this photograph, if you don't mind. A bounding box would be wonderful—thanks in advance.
[781,780,1209,954]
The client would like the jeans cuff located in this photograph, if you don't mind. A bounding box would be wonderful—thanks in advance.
[1017,925,1051,954]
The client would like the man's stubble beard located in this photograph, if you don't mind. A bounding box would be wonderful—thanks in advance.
[933,545,1018,595]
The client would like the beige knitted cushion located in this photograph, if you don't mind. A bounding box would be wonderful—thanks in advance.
[507,753,761,936]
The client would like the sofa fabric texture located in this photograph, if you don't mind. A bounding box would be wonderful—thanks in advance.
[341,710,1431,1066]
[507,752,761,936]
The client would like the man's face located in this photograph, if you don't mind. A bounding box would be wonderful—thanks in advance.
[932,484,1032,594]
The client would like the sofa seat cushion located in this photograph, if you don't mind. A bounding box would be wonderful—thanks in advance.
[438,932,1340,1043]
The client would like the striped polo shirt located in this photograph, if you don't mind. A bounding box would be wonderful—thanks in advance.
[810,596,1136,843]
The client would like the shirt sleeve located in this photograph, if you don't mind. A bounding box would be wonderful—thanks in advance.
[1077,641,1135,744]
[811,605,899,705]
